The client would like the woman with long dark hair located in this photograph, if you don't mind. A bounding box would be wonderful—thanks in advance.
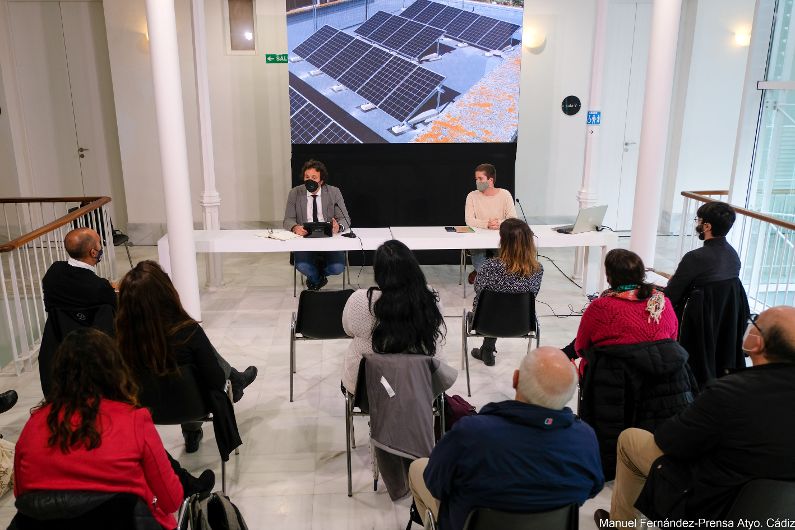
[14,329,211,529]
[115,260,257,452]
[341,240,452,394]
[574,248,678,362]
[470,218,544,366]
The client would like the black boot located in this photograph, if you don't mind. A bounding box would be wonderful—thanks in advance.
[230,366,259,403]
[0,390,18,415]
[183,428,203,453]
[471,345,495,366]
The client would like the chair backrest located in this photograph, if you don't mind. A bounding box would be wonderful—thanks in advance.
[52,304,116,340]
[295,289,354,339]
[11,491,157,530]
[462,504,578,530]
[471,291,535,338]
[726,479,795,520]
[137,364,209,425]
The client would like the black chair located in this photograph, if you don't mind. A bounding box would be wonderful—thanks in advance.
[39,304,115,397]
[10,491,161,530]
[461,291,540,396]
[462,504,579,530]
[344,356,445,498]
[137,364,238,493]
[290,289,354,402]
[725,479,795,520]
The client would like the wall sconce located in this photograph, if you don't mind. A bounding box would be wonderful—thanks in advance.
[734,29,751,47]
[524,27,546,53]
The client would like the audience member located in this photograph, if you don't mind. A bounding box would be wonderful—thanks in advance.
[409,347,604,530]
[14,329,212,529]
[39,227,116,396]
[470,219,543,366]
[341,240,454,395]
[575,249,678,366]
[115,260,257,453]
[665,201,740,312]
[283,159,351,290]
[595,306,795,526]
[464,163,517,284]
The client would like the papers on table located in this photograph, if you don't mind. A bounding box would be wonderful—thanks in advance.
[258,229,302,241]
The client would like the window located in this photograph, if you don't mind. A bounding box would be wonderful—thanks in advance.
[226,0,255,53]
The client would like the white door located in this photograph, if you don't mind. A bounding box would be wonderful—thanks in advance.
[598,1,652,231]
[9,0,126,224]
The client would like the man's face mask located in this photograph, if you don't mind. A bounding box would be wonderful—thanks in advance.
[304,179,319,193]
[476,181,489,193]
[94,248,103,264]
[695,222,705,241]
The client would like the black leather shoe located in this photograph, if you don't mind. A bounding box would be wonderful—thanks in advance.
[184,428,203,453]
[316,276,328,290]
[594,509,610,528]
[471,347,495,366]
[0,390,18,415]
[231,366,258,403]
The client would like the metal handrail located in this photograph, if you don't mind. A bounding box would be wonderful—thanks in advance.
[0,197,111,252]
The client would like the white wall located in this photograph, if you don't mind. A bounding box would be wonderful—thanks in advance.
[515,1,596,222]
[661,0,754,231]
[0,66,19,198]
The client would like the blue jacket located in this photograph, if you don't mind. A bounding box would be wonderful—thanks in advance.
[423,400,604,530]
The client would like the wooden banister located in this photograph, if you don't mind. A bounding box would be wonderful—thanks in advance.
[681,191,795,232]
[0,197,111,252]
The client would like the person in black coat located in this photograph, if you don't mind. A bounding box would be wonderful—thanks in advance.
[595,306,795,526]
[39,228,117,397]
[578,339,698,480]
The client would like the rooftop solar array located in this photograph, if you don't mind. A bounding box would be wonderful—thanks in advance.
[292,27,446,123]
[400,0,520,50]
[289,87,360,144]
[354,11,443,60]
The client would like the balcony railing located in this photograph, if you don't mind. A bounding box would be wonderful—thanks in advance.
[0,197,117,374]
[677,190,795,312]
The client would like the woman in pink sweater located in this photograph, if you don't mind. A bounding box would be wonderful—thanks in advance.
[575,249,678,368]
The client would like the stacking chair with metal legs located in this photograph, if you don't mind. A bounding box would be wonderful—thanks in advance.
[290,289,354,401]
[461,291,540,396]
[138,365,239,493]
[462,504,579,530]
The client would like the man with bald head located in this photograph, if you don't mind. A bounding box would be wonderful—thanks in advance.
[596,305,795,526]
[39,228,116,395]
[409,347,604,530]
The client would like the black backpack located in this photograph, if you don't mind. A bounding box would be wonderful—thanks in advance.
[184,492,248,530]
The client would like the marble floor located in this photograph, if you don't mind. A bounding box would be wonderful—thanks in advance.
[0,234,677,529]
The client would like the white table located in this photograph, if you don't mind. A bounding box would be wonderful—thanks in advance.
[389,225,618,295]
[158,226,616,295]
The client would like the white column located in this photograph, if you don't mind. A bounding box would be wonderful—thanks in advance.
[629,0,684,266]
[574,0,608,281]
[145,0,202,319]
[190,0,223,287]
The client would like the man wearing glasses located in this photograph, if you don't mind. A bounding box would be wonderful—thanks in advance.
[594,305,795,527]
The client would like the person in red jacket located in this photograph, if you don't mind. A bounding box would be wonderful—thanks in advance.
[575,249,678,372]
[15,329,187,529]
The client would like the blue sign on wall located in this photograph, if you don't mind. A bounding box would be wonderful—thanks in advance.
[587,111,601,125]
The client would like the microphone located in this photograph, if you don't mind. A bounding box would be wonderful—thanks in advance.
[515,197,529,224]
[334,202,356,238]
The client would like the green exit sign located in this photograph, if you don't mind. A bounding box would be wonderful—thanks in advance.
[265,53,288,64]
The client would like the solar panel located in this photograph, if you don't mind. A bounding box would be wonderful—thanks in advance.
[444,11,478,38]
[400,0,431,20]
[289,88,308,116]
[367,15,408,43]
[354,11,392,38]
[291,104,332,143]
[358,56,417,105]
[413,1,444,24]
[383,19,425,51]
[306,31,354,68]
[398,26,444,59]
[320,39,373,79]
[427,6,460,30]
[457,16,499,45]
[292,25,339,58]
[379,67,444,122]
[476,20,519,50]
[314,122,360,144]
[338,47,393,90]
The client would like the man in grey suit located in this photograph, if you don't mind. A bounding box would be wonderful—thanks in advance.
[283,159,352,290]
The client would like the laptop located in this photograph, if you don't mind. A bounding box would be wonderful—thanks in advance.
[554,205,608,234]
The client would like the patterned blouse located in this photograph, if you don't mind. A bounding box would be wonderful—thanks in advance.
[473,257,544,311]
